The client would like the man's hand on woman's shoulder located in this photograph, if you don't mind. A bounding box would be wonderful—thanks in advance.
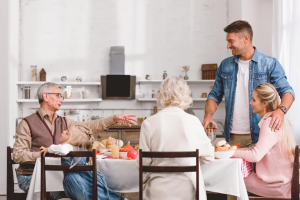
[264,109,284,132]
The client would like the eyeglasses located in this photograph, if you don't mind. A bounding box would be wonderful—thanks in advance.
[47,93,65,100]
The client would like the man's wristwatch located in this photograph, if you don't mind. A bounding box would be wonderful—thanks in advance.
[279,106,288,114]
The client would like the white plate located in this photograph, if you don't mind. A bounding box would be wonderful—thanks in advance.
[214,150,235,159]
[96,155,107,159]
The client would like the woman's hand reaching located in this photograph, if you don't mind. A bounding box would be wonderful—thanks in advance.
[40,146,49,157]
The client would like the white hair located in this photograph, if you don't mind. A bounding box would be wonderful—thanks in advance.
[157,77,193,109]
[37,82,61,104]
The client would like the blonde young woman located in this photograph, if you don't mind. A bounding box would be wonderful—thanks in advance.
[232,83,296,198]
[40,125,124,200]
[138,77,214,200]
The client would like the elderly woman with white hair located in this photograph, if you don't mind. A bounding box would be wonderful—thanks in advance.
[138,77,214,200]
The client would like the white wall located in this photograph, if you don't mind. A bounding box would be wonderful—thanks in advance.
[241,0,273,56]
[228,0,273,56]
[0,0,10,194]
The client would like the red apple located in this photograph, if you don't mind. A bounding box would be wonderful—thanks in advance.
[127,150,137,159]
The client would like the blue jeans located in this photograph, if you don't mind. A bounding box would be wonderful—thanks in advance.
[15,171,32,192]
[16,171,66,199]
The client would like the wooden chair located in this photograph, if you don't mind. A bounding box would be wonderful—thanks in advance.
[249,145,299,200]
[7,146,27,200]
[41,149,97,200]
[139,149,199,200]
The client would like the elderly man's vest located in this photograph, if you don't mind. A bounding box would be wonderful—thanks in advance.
[23,112,68,152]
[17,112,68,175]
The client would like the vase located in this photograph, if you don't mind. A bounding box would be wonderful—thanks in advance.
[184,71,189,80]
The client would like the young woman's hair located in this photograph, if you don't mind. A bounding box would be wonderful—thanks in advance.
[157,76,193,110]
[64,124,95,168]
[254,83,296,161]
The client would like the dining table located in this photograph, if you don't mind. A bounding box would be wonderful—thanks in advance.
[26,157,249,200]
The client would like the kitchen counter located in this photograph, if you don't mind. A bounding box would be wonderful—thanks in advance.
[110,124,141,129]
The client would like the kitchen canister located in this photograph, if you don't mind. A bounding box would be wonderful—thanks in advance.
[24,86,30,99]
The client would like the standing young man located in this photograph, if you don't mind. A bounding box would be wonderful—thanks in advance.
[203,20,295,147]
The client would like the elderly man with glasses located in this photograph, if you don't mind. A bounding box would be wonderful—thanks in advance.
[13,82,136,199]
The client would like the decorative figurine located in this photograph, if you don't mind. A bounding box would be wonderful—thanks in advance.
[40,68,46,81]
[76,76,83,82]
[145,75,152,80]
[61,76,67,82]
[182,66,190,80]
[163,71,167,80]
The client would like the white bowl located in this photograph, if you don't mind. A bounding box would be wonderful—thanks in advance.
[214,150,235,159]
[119,152,127,158]
[99,148,107,154]
[104,152,111,157]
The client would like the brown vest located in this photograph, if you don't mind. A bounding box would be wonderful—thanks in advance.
[23,112,68,152]
[18,112,67,175]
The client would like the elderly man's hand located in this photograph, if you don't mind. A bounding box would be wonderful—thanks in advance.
[264,109,284,132]
[40,146,49,157]
[113,114,137,127]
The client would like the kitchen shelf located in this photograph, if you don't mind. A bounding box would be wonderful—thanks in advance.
[136,80,215,84]
[16,81,101,85]
[16,98,103,103]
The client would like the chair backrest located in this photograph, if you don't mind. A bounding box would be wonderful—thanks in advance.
[291,145,299,200]
[7,146,16,200]
[139,149,199,200]
[249,145,299,200]
[41,149,97,200]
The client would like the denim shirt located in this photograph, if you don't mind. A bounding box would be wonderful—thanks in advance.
[207,47,295,143]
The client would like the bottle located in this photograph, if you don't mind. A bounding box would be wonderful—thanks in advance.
[163,70,167,80]
[64,86,72,99]
[151,90,155,98]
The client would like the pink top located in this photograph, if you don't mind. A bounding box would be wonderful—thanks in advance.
[232,117,293,187]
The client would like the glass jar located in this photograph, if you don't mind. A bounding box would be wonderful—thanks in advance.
[24,86,30,99]
[64,86,72,99]
[30,65,37,81]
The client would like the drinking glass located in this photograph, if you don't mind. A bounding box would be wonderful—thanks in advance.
[206,128,216,142]
[111,139,120,159]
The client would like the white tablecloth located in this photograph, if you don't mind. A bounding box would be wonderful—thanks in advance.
[26,158,248,200]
